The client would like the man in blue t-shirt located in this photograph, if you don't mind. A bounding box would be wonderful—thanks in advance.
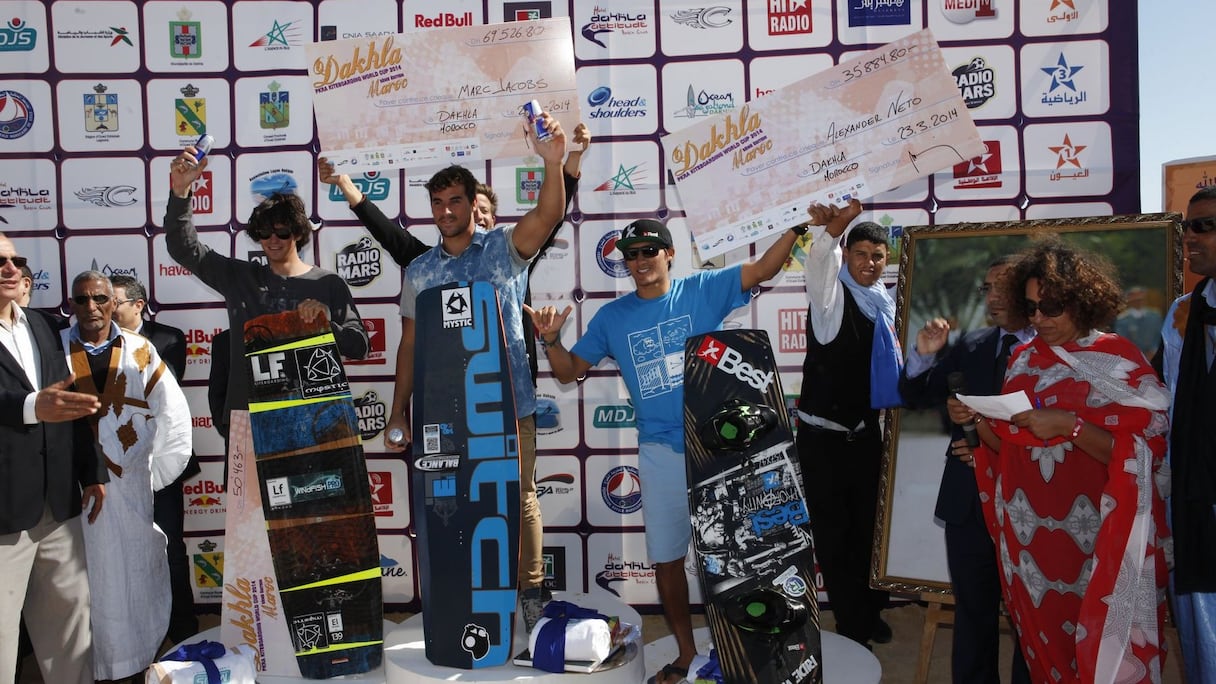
[529,218,804,684]
[385,113,569,633]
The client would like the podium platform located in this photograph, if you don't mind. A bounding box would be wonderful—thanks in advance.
[383,592,644,683]
[644,626,881,684]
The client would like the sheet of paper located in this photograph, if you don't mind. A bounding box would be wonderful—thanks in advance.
[660,28,984,259]
[307,18,578,172]
[957,390,1034,422]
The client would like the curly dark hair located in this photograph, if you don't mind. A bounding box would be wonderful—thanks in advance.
[246,193,311,250]
[425,165,477,203]
[1000,236,1123,333]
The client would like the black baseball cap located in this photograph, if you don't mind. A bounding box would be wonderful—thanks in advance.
[616,219,672,251]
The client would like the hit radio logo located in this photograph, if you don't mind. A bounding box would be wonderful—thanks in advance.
[695,335,774,392]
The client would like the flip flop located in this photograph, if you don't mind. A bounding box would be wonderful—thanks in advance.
[647,662,690,684]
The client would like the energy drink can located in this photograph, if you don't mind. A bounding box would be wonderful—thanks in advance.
[189,134,214,165]
[522,100,552,141]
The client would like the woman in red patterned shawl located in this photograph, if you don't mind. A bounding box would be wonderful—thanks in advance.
[948,237,1172,683]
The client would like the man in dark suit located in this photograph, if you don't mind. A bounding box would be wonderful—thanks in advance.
[0,234,107,684]
[898,257,1032,684]
[110,274,201,644]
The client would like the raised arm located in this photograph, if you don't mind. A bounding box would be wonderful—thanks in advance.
[740,228,801,290]
[319,157,430,267]
[511,113,568,260]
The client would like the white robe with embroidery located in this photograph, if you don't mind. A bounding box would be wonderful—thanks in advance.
[65,327,192,680]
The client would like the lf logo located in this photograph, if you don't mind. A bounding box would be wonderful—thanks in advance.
[251,351,286,381]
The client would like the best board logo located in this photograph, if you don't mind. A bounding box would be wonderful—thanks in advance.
[766,0,811,35]
[694,335,775,392]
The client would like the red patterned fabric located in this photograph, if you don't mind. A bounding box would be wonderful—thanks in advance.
[974,332,1172,683]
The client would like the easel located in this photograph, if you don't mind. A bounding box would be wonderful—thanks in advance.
[915,592,955,684]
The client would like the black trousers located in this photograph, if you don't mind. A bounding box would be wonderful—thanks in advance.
[796,423,888,645]
[945,513,1030,683]
[154,480,198,644]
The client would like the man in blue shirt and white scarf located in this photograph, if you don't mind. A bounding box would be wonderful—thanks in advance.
[795,198,901,649]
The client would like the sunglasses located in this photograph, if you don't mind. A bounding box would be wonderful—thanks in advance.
[0,255,28,269]
[622,245,663,261]
[1181,216,1216,234]
[977,284,993,295]
[71,293,111,306]
[1024,298,1065,318]
[251,226,296,241]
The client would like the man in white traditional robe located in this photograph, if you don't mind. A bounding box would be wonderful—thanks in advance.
[63,270,192,681]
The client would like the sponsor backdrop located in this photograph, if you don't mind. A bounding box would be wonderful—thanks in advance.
[0,0,1137,612]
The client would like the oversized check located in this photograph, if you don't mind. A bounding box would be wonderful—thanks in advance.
[307,18,578,173]
[662,29,984,259]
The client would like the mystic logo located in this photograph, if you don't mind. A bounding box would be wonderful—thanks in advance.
[952,140,1002,189]
[941,0,996,24]
[515,166,543,204]
[380,553,407,577]
[953,57,995,109]
[0,90,35,140]
[586,86,648,120]
[694,335,776,392]
[74,185,138,208]
[175,83,206,137]
[601,465,642,514]
[441,286,472,329]
[594,231,630,279]
[169,9,201,59]
[249,19,301,49]
[259,81,289,129]
[671,6,733,29]
[1039,52,1086,106]
[847,0,911,27]
[0,17,36,52]
[336,237,382,287]
[303,347,343,385]
[504,2,552,21]
[766,0,811,35]
[582,5,649,48]
[355,391,388,441]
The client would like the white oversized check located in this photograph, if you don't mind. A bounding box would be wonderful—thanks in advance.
[662,29,984,259]
[307,18,578,173]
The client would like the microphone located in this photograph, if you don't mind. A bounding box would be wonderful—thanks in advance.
[947,371,981,448]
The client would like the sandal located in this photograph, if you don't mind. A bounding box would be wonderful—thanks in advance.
[647,662,690,684]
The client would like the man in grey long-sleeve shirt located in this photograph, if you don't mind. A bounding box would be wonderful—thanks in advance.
[163,145,368,437]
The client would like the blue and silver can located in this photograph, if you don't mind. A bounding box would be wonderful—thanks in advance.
[522,100,552,141]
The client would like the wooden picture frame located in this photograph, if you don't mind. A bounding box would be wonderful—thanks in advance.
[871,213,1184,595]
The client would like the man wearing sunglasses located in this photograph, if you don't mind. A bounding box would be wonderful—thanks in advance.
[63,270,193,681]
[164,146,369,437]
[527,217,806,684]
[1158,187,1216,682]
[0,236,106,684]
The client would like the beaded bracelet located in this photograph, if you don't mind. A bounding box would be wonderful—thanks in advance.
[1069,415,1084,441]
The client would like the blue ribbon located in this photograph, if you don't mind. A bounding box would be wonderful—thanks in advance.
[697,649,724,684]
[532,600,610,673]
[161,639,227,684]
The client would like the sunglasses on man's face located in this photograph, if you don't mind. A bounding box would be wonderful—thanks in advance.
[1024,298,1065,318]
[1181,216,1216,234]
[622,245,663,261]
[71,294,111,307]
[0,255,28,269]
[251,226,296,241]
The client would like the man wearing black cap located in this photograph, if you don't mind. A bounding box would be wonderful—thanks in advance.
[527,218,804,684]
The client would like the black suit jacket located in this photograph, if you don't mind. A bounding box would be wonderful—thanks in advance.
[898,327,1003,525]
[0,307,107,535]
[139,317,201,481]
